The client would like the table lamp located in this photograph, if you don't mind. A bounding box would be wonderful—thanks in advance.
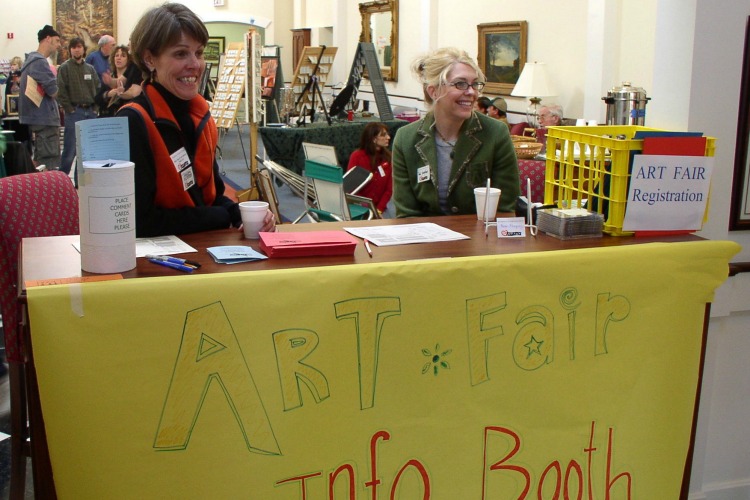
[510,62,557,128]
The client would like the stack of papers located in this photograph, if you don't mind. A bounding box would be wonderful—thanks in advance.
[259,231,358,258]
[536,208,604,240]
[207,246,268,264]
[344,223,469,246]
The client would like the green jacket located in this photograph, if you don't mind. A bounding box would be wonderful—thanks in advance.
[392,111,519,216]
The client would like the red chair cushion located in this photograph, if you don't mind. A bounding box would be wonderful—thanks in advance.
[0,171,79,362]
[510,122,531,136]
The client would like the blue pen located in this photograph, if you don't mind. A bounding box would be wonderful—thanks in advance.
[146,254,201,268]
[148,258,194,273]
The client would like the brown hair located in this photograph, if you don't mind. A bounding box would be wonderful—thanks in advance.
[109,45,132,74]
[358,122,392,169]
[129,3,208,81]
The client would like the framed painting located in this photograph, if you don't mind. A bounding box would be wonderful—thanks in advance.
[205,36,225,66]
[731,16,750,230]
[260,56,279,100]
[5,94,19,116]
[52,0,116,63]
[477,21,527,95]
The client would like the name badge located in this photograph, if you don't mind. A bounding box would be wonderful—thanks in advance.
[181,168,196,191]
[170,147,191,173]
[417,165,430,183]
[170,147,195,191]
[84,74,92,80]
[378,165,386,177]
[496,217,527,238]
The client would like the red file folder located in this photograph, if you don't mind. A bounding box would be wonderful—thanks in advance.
[259,231,358,258]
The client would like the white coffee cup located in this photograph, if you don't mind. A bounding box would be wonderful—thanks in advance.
[474,187,502,222]
[239,201,269,239]
[575,118,586,127]
[587,119,598,126]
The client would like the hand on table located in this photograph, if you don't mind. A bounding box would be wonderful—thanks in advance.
[237,209,277,233]
[260,209,276,232]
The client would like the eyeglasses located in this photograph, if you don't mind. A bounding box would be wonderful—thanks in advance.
[448,81,486,91]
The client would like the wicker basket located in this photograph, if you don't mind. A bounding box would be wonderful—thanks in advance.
[513,141,543,159]
[511,135,536,143]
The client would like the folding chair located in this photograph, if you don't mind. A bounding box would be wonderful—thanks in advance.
[257,156,314,223]
[303,159,374,222]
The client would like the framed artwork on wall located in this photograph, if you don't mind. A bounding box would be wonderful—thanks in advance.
[205,36,226,66]
[5,94,19,116]
[52,0,116,63]
[731,16,750,230]
[477,21,528,95]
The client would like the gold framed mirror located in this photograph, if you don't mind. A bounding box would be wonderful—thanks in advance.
[359,0,399,82]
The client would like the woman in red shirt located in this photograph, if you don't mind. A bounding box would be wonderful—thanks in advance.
[347,122,393,213]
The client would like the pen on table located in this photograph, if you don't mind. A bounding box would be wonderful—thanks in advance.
[364,239,373,258]
[148,258,195,273]
[146,254,201,268]
[484,177,491,238]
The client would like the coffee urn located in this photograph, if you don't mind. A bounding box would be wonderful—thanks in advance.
[602,82,650,125]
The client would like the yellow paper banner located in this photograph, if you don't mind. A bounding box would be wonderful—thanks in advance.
[27,240,738,499]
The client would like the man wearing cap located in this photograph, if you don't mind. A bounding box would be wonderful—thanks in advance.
[475,96,492,115]
[86,34,116,88]
[488,97,510,129]
[57,37,99,176]
[19,25,62,171]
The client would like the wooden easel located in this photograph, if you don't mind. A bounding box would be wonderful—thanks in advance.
[240,30,263,202]
[290,46,337,124]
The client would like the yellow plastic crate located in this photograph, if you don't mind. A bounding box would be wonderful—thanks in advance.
[542,125,716,236]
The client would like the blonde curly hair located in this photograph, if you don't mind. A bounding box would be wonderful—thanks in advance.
[411,47,485,108]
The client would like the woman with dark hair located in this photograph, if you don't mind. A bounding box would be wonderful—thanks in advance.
[117,3,274,236]
[96,45,143,117]
[346,122,393,213]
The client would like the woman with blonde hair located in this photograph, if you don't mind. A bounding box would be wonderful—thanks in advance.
[391,47,519,217]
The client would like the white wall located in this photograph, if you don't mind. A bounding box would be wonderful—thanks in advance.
[683,2,750,497]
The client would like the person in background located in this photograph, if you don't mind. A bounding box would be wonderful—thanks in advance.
[538,103,564,127]
[95,45,143,117]
[2,70,21,113]
[3,57,32,152]
[19,25,62,171]
[57,37,99,176]
[474,96,491,115]
[86,34,116,89]
[347,122,392,214]
[4,56,23,97]
[487,96,510,129]
[9,56,23,72]
[117,2,275,237]
[4,69,21,98]
[536,103,564,152]
[392,47,519,217]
